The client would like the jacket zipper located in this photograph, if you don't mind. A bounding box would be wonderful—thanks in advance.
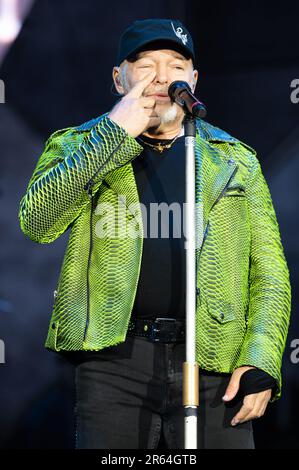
[213,165,238,209]
[196,164,237,307]
[83,182,94,341]
[81,131,130,342]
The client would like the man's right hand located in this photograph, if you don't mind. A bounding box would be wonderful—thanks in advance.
[107,72,161,138]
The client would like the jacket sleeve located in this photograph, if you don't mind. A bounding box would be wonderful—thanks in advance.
[18,115,143,243]
[234,154,291,402]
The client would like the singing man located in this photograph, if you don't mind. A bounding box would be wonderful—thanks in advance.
[19,18,291,449]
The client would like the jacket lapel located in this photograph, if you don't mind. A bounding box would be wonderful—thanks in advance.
[104,163,140,217]
[195,133,238,251]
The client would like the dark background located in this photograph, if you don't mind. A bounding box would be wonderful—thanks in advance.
[0,0,298,449]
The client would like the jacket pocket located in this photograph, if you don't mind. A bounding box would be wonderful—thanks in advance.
[223,186,246,197]
[205,296,236,324]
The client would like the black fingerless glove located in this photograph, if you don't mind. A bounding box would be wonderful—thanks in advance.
[239,368,277,397]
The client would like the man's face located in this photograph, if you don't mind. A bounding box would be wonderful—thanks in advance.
[113,48,198,125]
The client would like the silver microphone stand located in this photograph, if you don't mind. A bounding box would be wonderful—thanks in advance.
[182,113,199,449]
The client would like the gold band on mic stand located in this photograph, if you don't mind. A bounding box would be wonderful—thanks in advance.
[182,362,199,406]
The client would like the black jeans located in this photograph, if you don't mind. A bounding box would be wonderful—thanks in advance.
[70,334,255,449]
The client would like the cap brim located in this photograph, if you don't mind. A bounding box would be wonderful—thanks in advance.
[123,38,194,65]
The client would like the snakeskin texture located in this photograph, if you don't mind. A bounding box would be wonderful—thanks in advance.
[18,113,291,402]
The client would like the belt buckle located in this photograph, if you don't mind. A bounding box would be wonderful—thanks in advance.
[149,318,177,343]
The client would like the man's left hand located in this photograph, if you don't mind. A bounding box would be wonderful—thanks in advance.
[222,366,272,426]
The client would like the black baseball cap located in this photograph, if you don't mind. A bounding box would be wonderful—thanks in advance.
[116,18,195,67]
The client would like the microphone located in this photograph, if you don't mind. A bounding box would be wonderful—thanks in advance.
[168,81,207,118]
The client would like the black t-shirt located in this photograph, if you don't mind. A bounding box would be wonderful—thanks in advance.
[130,133,186,320]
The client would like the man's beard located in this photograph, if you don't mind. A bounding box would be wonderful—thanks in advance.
[158,101,178,125]
[148,102,179,132]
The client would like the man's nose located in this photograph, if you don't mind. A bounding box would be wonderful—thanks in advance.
[154,65,168,84]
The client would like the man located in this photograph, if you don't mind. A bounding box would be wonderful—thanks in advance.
[18,19,291,449]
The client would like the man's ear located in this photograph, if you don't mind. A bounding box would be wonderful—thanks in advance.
[112,66,125,94]
[192,69,198,92]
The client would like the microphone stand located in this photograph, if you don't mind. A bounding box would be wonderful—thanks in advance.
[182,112,199,449]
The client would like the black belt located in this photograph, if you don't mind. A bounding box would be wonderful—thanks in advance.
[127,317,185,343]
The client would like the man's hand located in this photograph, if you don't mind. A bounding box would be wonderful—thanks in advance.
[222,366,272,426]
[108,71,161,138]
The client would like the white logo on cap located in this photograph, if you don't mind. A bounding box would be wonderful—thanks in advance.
[171,21,188,45]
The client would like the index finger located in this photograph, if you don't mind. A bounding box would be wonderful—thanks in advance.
[127,72,156,98]
[231,395,257,425]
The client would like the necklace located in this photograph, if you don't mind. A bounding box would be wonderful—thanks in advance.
[137,132,182,153]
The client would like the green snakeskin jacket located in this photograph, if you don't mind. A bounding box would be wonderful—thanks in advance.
[18,113,291,402]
